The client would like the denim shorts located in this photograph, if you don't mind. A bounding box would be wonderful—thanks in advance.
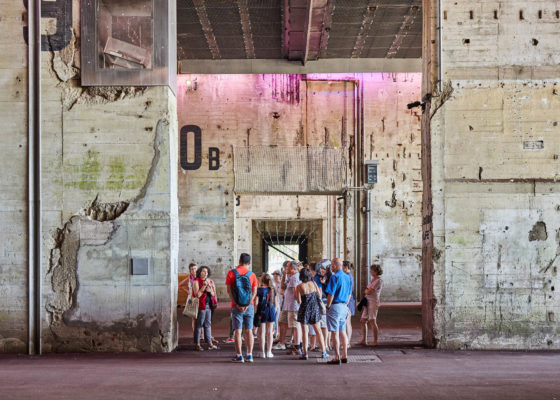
[326,303,348,332]
[231,304,255,330]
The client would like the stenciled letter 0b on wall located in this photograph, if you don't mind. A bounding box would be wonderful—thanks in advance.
[180,125,202,170]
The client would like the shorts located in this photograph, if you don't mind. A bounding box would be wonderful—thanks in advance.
[361,303,379,321]
[320,314,327,329]
[287,311,300,329]
[327,303,348,332]
[279,310,288,324]
[231,304,255,330]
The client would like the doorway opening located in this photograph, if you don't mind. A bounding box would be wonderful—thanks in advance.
[264,241,304,273]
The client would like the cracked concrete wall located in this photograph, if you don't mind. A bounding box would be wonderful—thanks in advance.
[0,0,178,353]
[178,73,422,301]
[432,1,560,349]
[0,0,28,353]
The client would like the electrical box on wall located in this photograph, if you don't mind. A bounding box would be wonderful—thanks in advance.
[131,258,149,275]
[81,0,176,88]
[364,160,379,185]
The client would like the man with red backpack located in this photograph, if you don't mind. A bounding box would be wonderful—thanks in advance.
[226,253,258,363]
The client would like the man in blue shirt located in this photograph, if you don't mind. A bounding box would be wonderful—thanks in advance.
[324,257,352,364]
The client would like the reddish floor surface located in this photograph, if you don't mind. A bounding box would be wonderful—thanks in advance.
[178,302,423,347]
[1,306,558,399]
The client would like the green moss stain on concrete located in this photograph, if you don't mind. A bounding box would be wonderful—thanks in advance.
[64,152,148,192]
[106,158,126,191]
[65,150,100,190]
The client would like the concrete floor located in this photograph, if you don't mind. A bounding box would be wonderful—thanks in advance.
[1,306,558,400]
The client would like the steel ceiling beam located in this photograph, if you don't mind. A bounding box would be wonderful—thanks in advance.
[192,0,221,59]
[179,57,422,74]
[352,2,378,58]
[387,5,420,58]
[302,0,314,65]
[317,0,334,59]
[236,0,255,59]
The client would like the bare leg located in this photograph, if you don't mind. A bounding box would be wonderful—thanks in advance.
[259,325,266,355]
[234,329,243,355]
[266,322,274,354]
[278,322,287,344]
[322,327,330,350]
[301,324,309,355]
[294,323,302,348]
[345,310,353,347]
[370,319,379,345]
[340,330,348,359]
[309,328,317,349]
[313,323,326,353]
[245,328,254,355]
[358,318,368,344]
[332,331,340,360]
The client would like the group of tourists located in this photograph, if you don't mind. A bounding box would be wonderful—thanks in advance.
[179,254,383,364]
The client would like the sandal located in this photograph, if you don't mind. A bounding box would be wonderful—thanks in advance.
[194,344,204,352]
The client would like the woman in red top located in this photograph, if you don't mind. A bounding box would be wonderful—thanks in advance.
[192,266,218,351]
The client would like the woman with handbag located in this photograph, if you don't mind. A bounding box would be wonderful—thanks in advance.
[192,266,218,351]
[295,268,328,360]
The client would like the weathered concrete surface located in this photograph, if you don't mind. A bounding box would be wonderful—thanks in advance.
[0,0,179,353]
[431,1,560,349]
[0,0,30,354]
[178,73,422,301]
[40,81,179,352]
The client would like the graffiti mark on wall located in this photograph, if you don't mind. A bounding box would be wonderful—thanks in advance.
[180,125,220,171]
[23,0,73,51]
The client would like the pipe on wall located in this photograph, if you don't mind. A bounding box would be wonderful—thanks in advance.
[27,0,42,355]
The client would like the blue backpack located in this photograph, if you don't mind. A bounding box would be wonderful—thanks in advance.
[232,269,253,307]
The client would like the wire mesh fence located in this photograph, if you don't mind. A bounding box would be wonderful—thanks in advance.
[233,146,347,194]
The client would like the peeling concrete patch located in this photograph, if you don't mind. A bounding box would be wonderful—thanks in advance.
[430,80,454,121]
[46,211,171,352]
[64,86,149,111]
[51,28,79,82]
[529,221,547,241]
[85,195,129,221]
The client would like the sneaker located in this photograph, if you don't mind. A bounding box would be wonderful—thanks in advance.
[266,351,274,358]
[245,354,254,363]
[272,343,286,350]
[194,344,204,352]
[289,348,302,356]
[224,338,235,344]
[322,351,329,359]
[207,344,218,350]
[258,352,267,358]
[299,353,308,360]
[232,355,244,363]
